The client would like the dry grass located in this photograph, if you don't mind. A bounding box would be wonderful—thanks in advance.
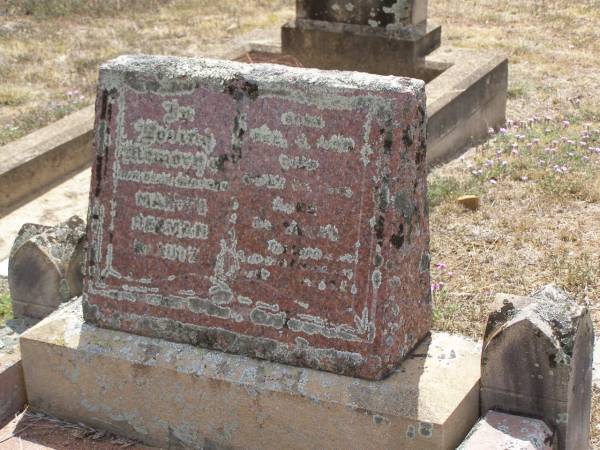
[1,0,599,445]
[0,0,294,145]
[428,0,600,445]
[0,294,11,326]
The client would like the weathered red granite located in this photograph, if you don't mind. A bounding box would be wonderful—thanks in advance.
[83,55,430,380]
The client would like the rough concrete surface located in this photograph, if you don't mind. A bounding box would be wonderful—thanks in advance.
[458,411,555,450]
[0,317,38,427]
[21,298,481,450]
[0,105,93,218]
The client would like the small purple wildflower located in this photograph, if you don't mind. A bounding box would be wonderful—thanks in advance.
[431,282,445,293]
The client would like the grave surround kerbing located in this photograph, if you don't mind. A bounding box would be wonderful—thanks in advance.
[83,55,431,380]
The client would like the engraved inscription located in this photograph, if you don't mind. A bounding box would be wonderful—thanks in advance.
[88,65,425,358]
[85,56,430,381]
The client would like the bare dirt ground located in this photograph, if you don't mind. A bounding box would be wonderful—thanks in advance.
[0,0,599,447]
[0,410,153,450]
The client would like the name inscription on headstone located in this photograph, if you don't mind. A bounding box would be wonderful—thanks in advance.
[84,55,431,380]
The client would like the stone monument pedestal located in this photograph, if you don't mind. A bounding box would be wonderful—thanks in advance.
[20,299,481,450]
[282,0,442,76]
[282,19,442,75]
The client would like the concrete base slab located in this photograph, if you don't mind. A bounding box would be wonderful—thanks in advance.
[0,351,25,428]
[21,299,481,450]
[0,318,37,426]
[458,411,556,450]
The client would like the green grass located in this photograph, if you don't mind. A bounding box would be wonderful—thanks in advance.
[0,97,88,146]
[0,295,13,326]
[428,175,484,208]
[435,117,600,207]
[0,85,31,107]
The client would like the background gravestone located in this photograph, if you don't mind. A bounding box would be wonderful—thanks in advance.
[481,285,593,449]
[282,0,441,76]
[9,216,85,319]
[83,55,431,380]
[296,0,429,30]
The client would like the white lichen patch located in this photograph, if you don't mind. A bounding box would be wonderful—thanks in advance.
[371,269,382,290]
[316,134,355,153]
[299,247,323,261]
[135,191,207,216]
[158,242,199,264]
[382,0,411,27]
[291,180,312,193]
[295,134,311,151]
[267,239,285,256]
[242,174,286,190]
[272,196,295,215]
[249,124,288,149]
[250,306,286,329]
[237,295,253,305]
[131,213,208,240]
[281,111,325,129]
[287,314,361,342]
[118,169,229,192]
[325,186,353,198]
[360,144,374,166]
[338,253,357,264]
[252,217,272,230]
[133,119,216,154]
[295,300,309,310]
[319,224,339,242]
[162,99,195,123]
[278,154,319,171]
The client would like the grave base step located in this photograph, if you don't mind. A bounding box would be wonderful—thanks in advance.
[20,299,481,450]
